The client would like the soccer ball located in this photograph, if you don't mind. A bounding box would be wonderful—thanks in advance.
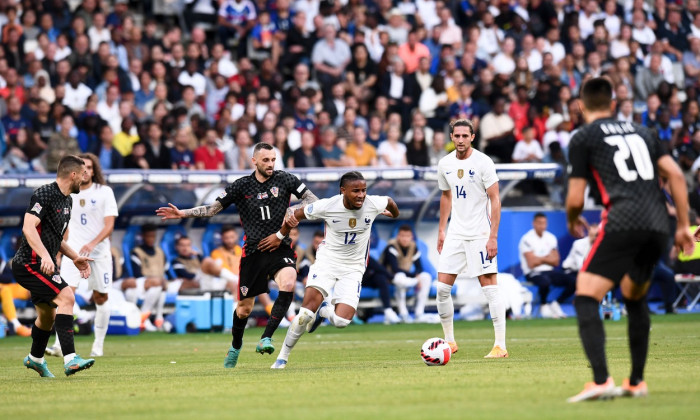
[421,337,452,366]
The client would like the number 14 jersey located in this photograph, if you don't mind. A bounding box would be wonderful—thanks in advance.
[437,149,499,240]
[568,118,668,233]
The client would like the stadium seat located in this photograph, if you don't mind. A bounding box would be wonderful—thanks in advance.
[201,224,223,257]
[121,225,143,278]
[160,224,189,280]
[0,228,20,263]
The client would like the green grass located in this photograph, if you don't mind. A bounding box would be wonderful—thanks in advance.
[1,314,700,420]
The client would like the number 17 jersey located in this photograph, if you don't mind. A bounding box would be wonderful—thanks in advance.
[437,149,498,240]
[568,118,668,233]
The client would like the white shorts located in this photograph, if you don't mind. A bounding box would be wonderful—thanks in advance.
[438,237,498,278]
[61,255,113,294]
[306,261,363,309]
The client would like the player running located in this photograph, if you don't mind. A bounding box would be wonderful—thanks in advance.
[565,78,694,402]
[12,155,95,377]
[268,171,399,369]
[45,153,118,358]
[156,142,318,368]
[435,119,507,358]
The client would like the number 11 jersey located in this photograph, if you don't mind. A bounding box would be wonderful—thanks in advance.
[437,149,499,241]
[568,118,668,234]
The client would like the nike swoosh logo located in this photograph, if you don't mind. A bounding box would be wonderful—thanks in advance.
[482,266,490,269]
[332,220,340,223]
[245,195,253,199]
[446,172,452,174]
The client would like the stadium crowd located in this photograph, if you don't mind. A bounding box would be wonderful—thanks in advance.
[4,0,700,333]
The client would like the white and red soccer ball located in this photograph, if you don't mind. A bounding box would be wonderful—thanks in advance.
[421,337,452,366]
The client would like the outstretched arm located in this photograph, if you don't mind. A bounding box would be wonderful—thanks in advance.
[156,201,224,220]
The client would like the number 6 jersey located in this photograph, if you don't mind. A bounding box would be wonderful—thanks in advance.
[568,118,668,233]
[437,149,499,240]
[66,183,119,259]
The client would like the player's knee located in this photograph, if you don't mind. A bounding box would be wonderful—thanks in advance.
[236,300,254,317]
[436,282,452,301]
[332,316,351,329]
[295,307,315,327]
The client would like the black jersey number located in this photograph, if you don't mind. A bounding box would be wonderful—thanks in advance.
[604,134,654,182]
[259,206,271,220]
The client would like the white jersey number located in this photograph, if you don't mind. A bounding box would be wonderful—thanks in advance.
[604,134,654,182]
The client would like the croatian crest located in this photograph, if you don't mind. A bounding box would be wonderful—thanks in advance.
[349,218,357,228]
[270,187,279,197]
[457,169,464,179]
[240,286,249,296]
[79,199,86,207]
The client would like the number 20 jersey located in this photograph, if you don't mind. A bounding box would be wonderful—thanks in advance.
[568,118,668,234]
[437,149,499,240]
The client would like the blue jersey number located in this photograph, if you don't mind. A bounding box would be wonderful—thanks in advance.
[344,232,357,244]
[455,186,467,199]
[80,213,87,225]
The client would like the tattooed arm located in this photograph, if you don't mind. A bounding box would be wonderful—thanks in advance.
[156,201,224,219]
[284,189,319,227]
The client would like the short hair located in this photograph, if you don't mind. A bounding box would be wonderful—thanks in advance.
[580,77,613,111]
[450,119,475,136]
[141,224,158,233]
[253,142,274,155]
[313,230,325,238]
[533,212,547,220]
[56,155,85,178]
[175,236,190,245]
[398,224,413,233]
[221,225,237,235]
[339,171,365,188]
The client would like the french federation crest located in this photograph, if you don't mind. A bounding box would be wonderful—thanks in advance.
[457,169,464,179]
[349,218,356,228]
[240,286,249,296]
[79,199,86,207]
[270,187,279,197]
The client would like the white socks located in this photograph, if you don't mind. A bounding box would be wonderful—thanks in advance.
[124,287,139,303]
[28,354,44,364]
[11,318,21,329]
[93,300,110,348]
[140,287,160,314]
[278,307,315,361]
[219,267,238,283]
[395,288,409,317]
[320,304,350,328]
[415,274,431,318]
[155,291,166,320]
[436,282,455,343]
[482,285,507,349]
[63,353,76,364]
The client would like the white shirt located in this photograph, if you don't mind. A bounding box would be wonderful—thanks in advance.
[579,11,603,39]
[512,140,544,162]
[377,141,407,167]
[632,26,656,46]
[62,83,93,112]
[66,184,119,260]
[492,53,516,75]
[88,27,112,52]
[178,71,207,96]
[543,130,571,151]
[544,41,566,65]
[437,149,498,240]
[518,229,558,276]
[388,72,404,99]
[304,194,389,271]
[562,237,592,272]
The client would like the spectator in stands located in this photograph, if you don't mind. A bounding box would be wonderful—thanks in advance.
[171,127,196,170]
[377,124,408,167]
[217,0,257,57]
[429,131,448,166]
[479,97,515,163]
[224,129,253,170]
[194,129,225,170]
[143,122,171,169]
[293,130,324,168]
[347,43,378,103]
[543,113,571,154]
[119,224,167,331]
[518,213,576,319]
[382,225,432,323]
[90,125,123,170]
[362,257,402,325]
[123,141,149,170]
[45,113,80,172]
[312,24,351,96]
[113,117,140,158]
[512,127,544,164]
[635,54,665,106]
[316,126,348,167]
[406,126,430,167]
[419,76,449,131]
[562,222,598,281]
[345,125,378,167]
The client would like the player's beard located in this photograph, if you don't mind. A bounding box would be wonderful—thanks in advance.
[256,165,273,179]
[70,178,82,194]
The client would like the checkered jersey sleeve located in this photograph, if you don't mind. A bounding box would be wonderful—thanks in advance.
[216,180,241,209]
[285,172,308,199]
[26,188,50,221]
[567,127,590,179]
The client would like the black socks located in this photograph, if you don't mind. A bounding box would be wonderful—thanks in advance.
[30,324,52,359]
[574,296,609,385]
[231,310,247,349]
[55,314,76,356]
[624,298,650,386]
[262,291,294,339]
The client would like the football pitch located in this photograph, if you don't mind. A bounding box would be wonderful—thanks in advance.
[1,315,699,420]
